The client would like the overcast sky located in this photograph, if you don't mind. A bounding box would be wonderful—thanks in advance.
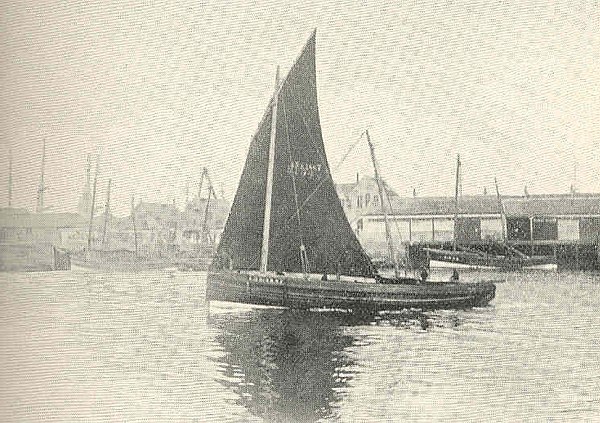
[1,0,598,215]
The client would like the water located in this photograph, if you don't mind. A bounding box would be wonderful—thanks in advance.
[1,270,600,422]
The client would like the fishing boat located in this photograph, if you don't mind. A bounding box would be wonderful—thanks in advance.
[69,166,177,272]
[70,249,176,272]
[425,157,557,271]
[206,30,496,312]
[177,168,220,271]
[424,245,557,271]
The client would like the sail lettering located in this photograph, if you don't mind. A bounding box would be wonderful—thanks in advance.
[287,161,323,180]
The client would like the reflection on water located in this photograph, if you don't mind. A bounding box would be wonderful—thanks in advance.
[2,270,600,422]
[209,309,356,421]
[208,307,453,421]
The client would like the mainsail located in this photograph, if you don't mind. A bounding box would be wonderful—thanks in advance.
[216,31,373,277]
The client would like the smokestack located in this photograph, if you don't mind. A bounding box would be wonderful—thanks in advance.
[356,172,359,184]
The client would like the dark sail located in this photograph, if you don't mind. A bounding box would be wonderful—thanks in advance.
[268,32,373,277]
[215,107,272,270]
[215,31,373,277]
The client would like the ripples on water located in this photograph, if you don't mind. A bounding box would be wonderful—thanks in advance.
[1,270,599,422]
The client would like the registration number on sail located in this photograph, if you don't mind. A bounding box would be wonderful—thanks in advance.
[287,161,323,180]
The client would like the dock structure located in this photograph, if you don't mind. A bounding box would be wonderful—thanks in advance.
[336,176,600,270]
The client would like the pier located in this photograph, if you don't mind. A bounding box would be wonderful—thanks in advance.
[337,176,600,271]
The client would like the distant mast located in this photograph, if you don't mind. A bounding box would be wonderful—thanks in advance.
[77,154,92,216]
[365,129,398,277]
[198,168,205,203]
[260,66,281,274]
[36,139,46,213]
[494,177,507,242]
[8,149,13,207]
[203,184,214,243]
[453,154,462,251]
[197,167,216,242]
[131,195,139,256]
[102,179,112,248]
[87,157,100,250]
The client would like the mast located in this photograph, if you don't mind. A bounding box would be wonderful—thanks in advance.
[204,169,217,199]
[131,195,139,256]
[453,154,462,251]
[102,179,112,248]
[36,139,46,213]
[365,130,398,276]
[259,66,280,273]
[198,169,204,203]
[87,157,100,250]
[494,177,507,242]
[77,154,92,217]
[8,149,13,207]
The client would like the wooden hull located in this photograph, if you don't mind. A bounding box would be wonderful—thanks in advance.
[425,248,557,271]
[206,270,497,312]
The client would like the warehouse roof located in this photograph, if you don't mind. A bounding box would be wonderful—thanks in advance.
[365,194,600,217]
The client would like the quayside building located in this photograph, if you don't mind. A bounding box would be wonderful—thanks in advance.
[336,176,600,270]
[0,197,230,271]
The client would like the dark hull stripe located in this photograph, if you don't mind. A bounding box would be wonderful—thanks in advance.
[206,271,496,311]
[425,249,555,270]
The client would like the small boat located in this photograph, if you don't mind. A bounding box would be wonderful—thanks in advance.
[70,170,177,272]
[424,245,557,271]
[70,249,175,272]
[425,157,556,271]
[206,30,496,312]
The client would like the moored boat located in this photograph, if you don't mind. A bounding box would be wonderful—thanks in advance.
[424,246,557,271]
[424,158,556,271]
[70,249,175,272]
[205,30,496,312]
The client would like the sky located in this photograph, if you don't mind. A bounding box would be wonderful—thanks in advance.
[1,0,598,216]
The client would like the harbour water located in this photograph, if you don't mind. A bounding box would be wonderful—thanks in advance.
[1,270,600,422]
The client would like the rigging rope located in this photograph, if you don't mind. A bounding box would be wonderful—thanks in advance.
[284,130,366,225]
